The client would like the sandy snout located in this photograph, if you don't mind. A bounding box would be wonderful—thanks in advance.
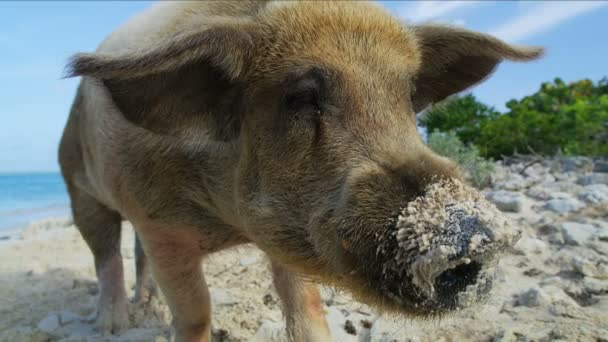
[380,179,521,309]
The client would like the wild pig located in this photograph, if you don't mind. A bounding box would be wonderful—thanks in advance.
[58,1,542,341]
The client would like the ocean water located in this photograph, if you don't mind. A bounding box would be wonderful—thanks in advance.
[0,173,71,232]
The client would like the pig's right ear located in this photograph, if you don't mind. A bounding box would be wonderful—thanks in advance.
[65,24,257,141]
[411,25,544,113]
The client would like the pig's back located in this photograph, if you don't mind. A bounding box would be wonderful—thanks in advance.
[97,1,269,55]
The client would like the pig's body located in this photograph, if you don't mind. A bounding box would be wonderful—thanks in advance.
[59,1,541,341]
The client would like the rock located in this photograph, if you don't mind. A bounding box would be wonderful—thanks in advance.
[60,320,96,339]
[249,320,285,342]
[583,277,608,294]
[37,314,60,333]
[117,328,166,342]
[514,286,579,309]
[326,307,359,342]
[560,222,598,245]
[561,156,594,172]
[514,287,548,307]
[571,256,608,279]
[537,180,584,195]
[239,255,259,266]
[577,173,608,186]
[209,288,238,307]
[494,173,531,191]
[370,317,409,342]
[593,160,608,173]
[544,198,584,214]
[58,311,81,325]
[493,328,521,342]
[485,190,524,212]
[513,236,548,255]
[319,286,335,305]
[578,184,608,204]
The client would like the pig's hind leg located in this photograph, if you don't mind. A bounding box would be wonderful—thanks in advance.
[67,185,129,334]
[271,261,331,342]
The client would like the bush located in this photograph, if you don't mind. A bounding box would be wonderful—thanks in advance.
[419,94,500,146]
[427,130,494,189]
[418,77,608,159]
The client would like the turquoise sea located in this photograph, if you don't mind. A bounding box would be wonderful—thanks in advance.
[0,173,70,232]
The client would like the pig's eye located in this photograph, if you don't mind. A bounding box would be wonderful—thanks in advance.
[285,68,326,116]
[286,89,320,114]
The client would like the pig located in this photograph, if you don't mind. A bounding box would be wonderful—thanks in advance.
[58,1,542,341]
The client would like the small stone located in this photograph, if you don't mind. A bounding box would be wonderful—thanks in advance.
[583,276,608,294]
[117,328,166,342]
[571,256,608,279]
[326,307,359,342]
[577,173,608,186]
[493,328,520,342]
[593,160,608,173]
[239,255,258,266]
[319,286,335,305]
[209,288,238,307]
[344,320,356,335]
[513,236,547,255]
[578,184,608,204]
[514,287,547,307]
[37,314,59,333]
[562,156,594,172]
[544,198,584,214]
[485,190,524,212]
[560,222,598,245]
[250,320,285,342]
[59,311,81,325]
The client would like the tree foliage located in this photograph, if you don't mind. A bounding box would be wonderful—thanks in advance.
[419,77,608,159]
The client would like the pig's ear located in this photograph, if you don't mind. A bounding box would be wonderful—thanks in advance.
[411,25,544,113]
[64,24,257,141]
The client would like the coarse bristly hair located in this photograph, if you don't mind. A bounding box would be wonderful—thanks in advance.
[58,0,543,336]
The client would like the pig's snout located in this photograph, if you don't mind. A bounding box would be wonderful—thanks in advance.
[406,216,502,310]
[378,179,521,313]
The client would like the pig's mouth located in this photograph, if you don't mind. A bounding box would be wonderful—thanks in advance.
[374,179,520,314]
[405,241,498,311]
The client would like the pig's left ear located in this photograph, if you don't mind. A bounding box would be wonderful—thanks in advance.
[411,25,544,113]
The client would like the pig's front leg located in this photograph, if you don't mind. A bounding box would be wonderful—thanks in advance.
[136,226,212,342]
[271,261,331,342]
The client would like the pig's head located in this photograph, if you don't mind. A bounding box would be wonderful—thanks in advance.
[68,1,541,316]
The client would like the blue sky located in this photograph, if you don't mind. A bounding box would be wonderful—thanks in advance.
[1,1,607,172]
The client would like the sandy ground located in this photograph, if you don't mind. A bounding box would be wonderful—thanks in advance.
[1,159,607,341]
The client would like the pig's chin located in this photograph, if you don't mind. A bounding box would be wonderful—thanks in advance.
[371,178,521,315]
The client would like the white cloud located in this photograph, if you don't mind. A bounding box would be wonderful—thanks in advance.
[398,1,481,22]
[491,1,608,42]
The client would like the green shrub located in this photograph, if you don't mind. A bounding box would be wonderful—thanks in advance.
[419,77,608,159]
[419,94,499,147]
[427,130,494,189]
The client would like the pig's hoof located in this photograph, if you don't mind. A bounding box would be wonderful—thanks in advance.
[133,283,159,305]
[95,299,129,334]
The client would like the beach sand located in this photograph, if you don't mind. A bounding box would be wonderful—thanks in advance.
[1,160,607,341]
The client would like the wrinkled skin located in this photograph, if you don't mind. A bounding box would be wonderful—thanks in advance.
[59,1,542,340]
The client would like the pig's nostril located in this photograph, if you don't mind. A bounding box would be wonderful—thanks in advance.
[435,261,482,299]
